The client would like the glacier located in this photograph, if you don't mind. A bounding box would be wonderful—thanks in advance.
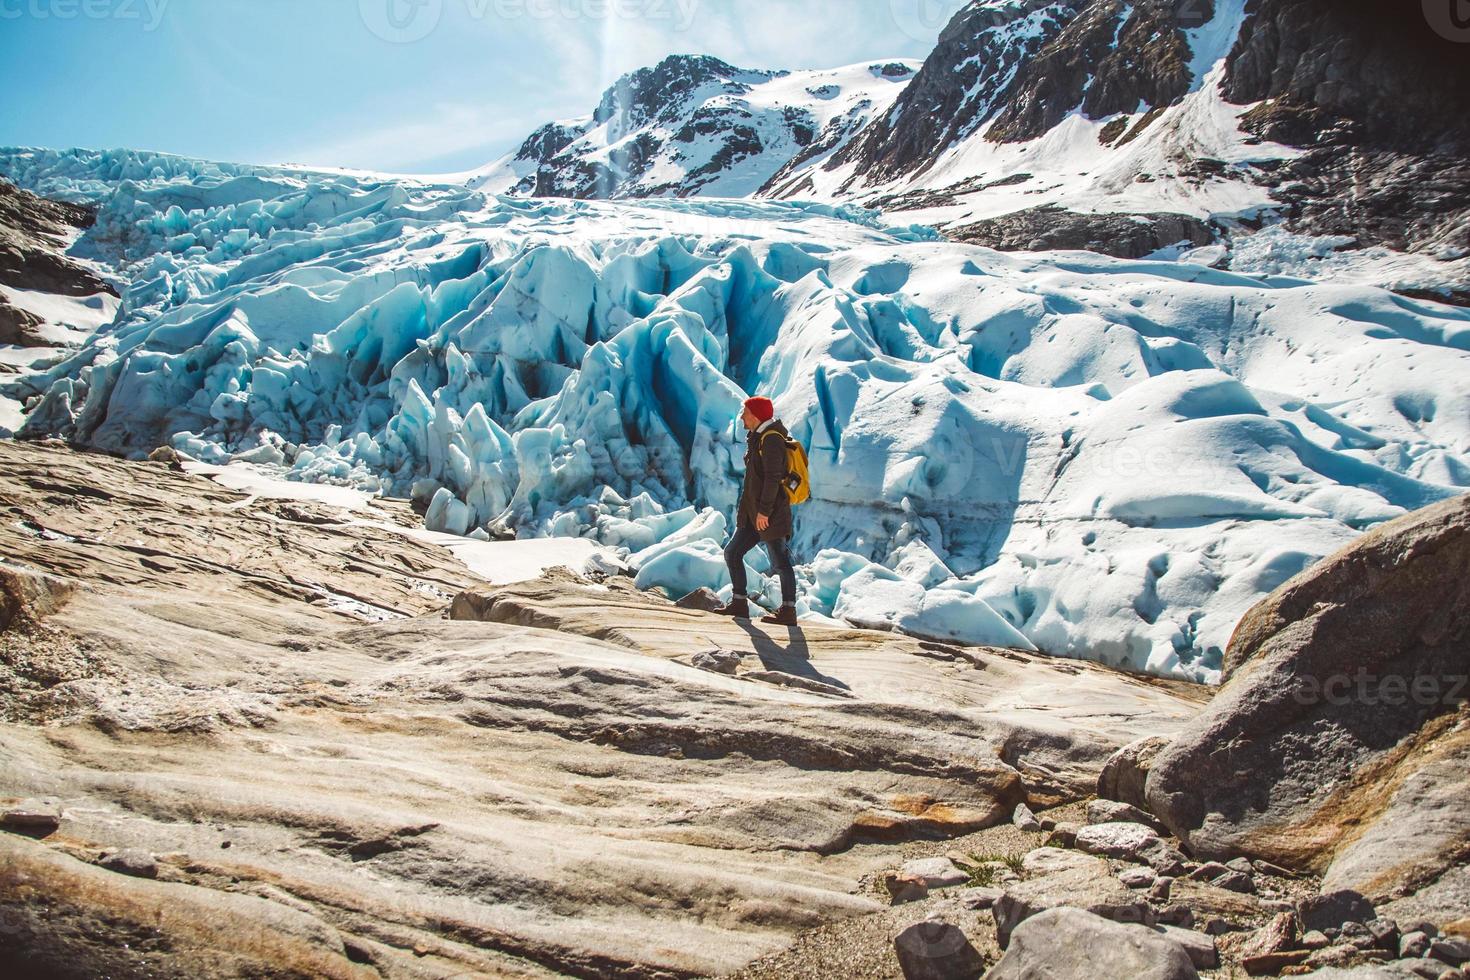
[3,146,1469,683]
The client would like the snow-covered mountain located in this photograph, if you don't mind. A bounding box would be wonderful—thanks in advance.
[480,0,1470,302]
[2,146,1467,684]
[470,55,918,200]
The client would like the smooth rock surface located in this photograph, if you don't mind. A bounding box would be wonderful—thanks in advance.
[987,908,1199,980]
[900,857,969,890]
[1157,925,1220,970]
[1074,821,1161,860]
[891,917,986,980]
[1147,495,1470,926]
[1087,798,1161,830]
[0,442,1204,978]
[1097,734,1171,810]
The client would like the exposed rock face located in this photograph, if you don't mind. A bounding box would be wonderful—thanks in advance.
[0,178,109,296]
[1224,0,1470,261]
[486,54,909,201]
[987,907,1200,980]
[949,206,1214,259]
[0,179,115,345]
[829,0,1067,184]
[1223,0,1470,153]
[0,441,1202,978]
[985,0,1205,145]
[1097,734,1171,810]
[1147,494,1470,927]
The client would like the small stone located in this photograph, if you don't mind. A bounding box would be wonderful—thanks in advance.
[1304,944,1360,968]
[1239,912,1298,961]
[690,648,742,674]
[1366,917,1399,950]
[1074,822,1160,861]
[1403,931,1433,958]
[1157,925,1219,970]
[1046,821,1080,847]
[882,871,929,905]
[1187,862,1230,881]
[1141,840,1189,877]
[1012,802,1042,833]
[148,445,184,467]
[0,800,62,836]
[1241,950,1310,975]
[1297,890,1377,933]
[1252,859,1295,879]
[1148,877,1175,903]
[1403,921,1440,940]
[1156,904,1195,928]
[101,848,158,879]
[1213,870,1256,894]
[1225,857,1255,875]
[901,857,969,890]
[1039,816,1057,832]
[892,917,986,980]
[1433,938,1470,965]
[1118,866,1156,889]
[675,588,725,612]
[959,886,1004,910]
[946,850,978,870]
[1301,930,1331,950]
[1086,799,1161,831]
[1203,917,1234,936]
[1406,959,1459,980]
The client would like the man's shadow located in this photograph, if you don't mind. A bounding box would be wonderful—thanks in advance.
[734,619,850,692]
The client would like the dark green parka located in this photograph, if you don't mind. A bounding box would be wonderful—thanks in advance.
[738,419,794,542]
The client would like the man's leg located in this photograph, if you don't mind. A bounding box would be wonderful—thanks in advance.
[723,525,760,599]
[765,537,797,609]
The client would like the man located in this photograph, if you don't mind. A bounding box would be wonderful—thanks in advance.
[716,396,798,626]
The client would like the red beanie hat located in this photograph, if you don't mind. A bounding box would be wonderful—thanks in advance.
[744,397,775,422]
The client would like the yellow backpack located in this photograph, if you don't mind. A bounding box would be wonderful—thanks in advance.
[763,431,811,505]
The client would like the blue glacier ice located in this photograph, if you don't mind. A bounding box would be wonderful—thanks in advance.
[3,146,1469,682]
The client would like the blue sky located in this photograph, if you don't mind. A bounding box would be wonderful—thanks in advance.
[0,0,967,173]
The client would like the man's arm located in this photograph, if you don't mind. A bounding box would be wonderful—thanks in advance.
[757,432,786,523]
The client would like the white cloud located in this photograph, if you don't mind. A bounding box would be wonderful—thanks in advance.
[276,102,529,174]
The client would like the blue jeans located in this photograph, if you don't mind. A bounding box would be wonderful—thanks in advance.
[725,525,796,606]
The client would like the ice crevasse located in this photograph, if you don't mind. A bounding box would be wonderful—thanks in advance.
[4,147,1469,683]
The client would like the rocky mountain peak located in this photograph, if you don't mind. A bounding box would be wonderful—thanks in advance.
[592,54,781,135]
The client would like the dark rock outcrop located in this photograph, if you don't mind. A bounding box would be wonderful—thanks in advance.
[0,178,111,298]
[829,0,1067,184]
[1146,494,1470,928]
[0,179,115,346]
[949,206,1215,258]
[1222,0,1470,263]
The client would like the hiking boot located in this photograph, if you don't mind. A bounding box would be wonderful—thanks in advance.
[714,596,751,619]
[761,605,798,627]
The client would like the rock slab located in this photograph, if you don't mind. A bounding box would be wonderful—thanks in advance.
[987,907,1199,980]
